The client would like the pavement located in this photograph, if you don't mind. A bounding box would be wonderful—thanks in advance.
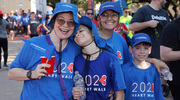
[0,35,174,100]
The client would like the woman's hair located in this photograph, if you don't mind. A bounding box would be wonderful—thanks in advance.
[0,14,3,25]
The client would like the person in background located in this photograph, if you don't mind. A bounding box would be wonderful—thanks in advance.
[0,10,10,69]
[129,0,170,59]
[8,2,80,100]
[72,16,125,100]
[114,23,130,46]
[85,9,99,27]
[122,33,164,100]
[6,11,15,39]
[41,10,53,35]
[21,13,29,37]
[160,17,180,100]
[14,12,22,36]
[27,12,40,38]
[119,7,133,38]
[27,9,31,18]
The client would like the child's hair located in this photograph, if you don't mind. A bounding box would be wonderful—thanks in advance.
[133,42,151,47]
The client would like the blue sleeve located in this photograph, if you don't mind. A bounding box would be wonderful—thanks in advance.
[122,38,133,64]
[130,7,146,24]
[110,56,126,91]
[154,71,165,100]
[42,18,46,24]
[10,44,33,69]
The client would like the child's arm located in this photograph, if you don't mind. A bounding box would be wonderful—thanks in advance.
[115,90,124,100]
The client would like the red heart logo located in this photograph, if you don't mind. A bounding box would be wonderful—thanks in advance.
[117,51,122,59]
[67,63,73,73]
[99,75,106,86]
[151,84,154,92]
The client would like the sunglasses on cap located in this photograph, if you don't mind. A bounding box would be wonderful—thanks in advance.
[87,12,93,15]
[56,18,75,27]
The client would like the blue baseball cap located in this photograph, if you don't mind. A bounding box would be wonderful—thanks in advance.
[130,33,152,47]
[46,10,53,15]
[78,16,100,45]
[48,2,79,40]
[99,1,120,16]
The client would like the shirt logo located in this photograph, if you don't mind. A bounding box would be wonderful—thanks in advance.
[99,75,107,86]
[117,51,122,59]
[67,63,73,73]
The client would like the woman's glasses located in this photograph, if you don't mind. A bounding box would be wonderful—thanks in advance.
[56,18,75,27]
[100,13,119,21]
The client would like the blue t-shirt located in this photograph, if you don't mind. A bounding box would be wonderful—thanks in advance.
[122,61,164,100]
[14,15,22,25]
[74,50,126,100]
[0,19,9,38]
[21,16,29,26]
[130,5,170,59]
[41,17,51,32]
[10,35,80,100]
[96,31,133,65]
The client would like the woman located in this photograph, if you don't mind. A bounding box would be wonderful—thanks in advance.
[8,2,80,100]
[97,1,132,65]
[41,10,53,35]
[72,16,125,100]
[97,1,168,73]
[0,10,9,69]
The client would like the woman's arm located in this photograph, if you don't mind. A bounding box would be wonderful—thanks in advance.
[115,90,124,100]
[145,58,169,74]
[8,64,51,81]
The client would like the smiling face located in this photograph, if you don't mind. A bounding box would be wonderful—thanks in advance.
[74,25,93,47]
[130,43,152,62]
[53,12,75,39]
[99,10,119,30]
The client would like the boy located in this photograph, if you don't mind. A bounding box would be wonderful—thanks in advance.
[122,33,164,100]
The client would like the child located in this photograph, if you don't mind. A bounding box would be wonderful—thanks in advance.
[72,16,126,100]
[122,33,164,100]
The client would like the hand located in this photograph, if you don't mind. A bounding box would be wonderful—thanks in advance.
[108,89,114,100]
[46,30,51,34]
[145,58,169,74]
[72,87,83,99]
[28,31,31,35]
[148,20,159,28]
[31,64,51,79]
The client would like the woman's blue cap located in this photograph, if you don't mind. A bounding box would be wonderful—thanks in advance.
[78,16,100,45]
[48,2,79,28]
[99,1,120,16]
[46,10,53,15]
[48,2,79,40]
[130,33,152,47]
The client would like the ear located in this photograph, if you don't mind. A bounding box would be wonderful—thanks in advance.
[149,46,152,54]
[129,46,133,54]
[91,30,94,36]
[97,16,100,21]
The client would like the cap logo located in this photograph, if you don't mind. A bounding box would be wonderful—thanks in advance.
[102,5,114,9]
[135,36,147,40]
[62,5,72,8]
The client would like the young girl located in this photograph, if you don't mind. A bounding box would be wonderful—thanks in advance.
[72,16,125,100]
